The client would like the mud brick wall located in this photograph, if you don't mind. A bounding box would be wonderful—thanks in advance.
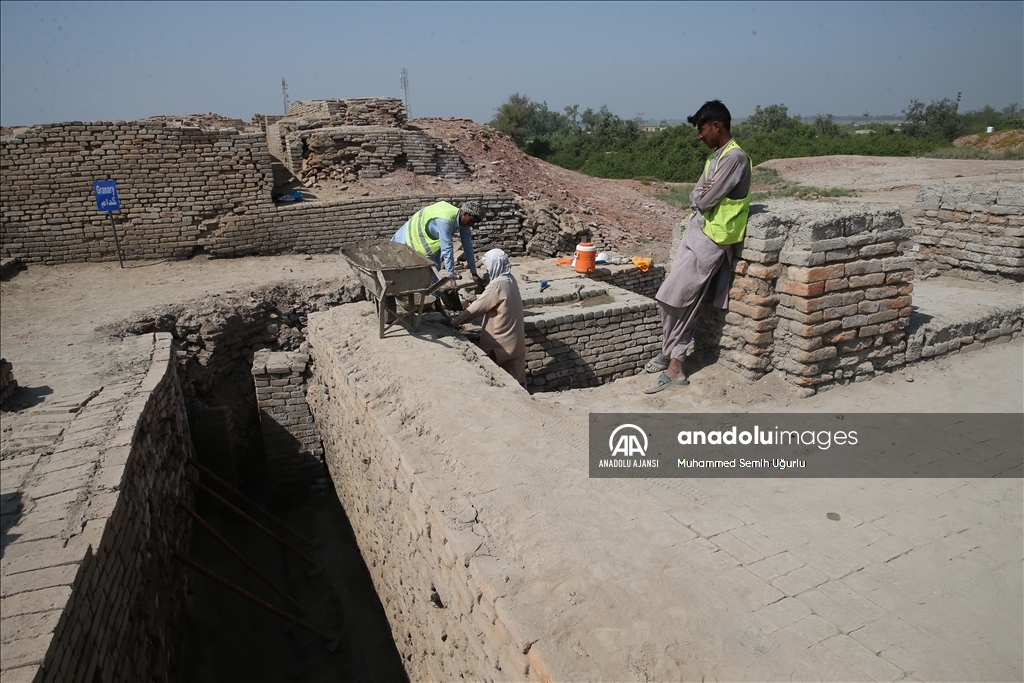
[285,98,407,128]
[305,309,537,681]
[2,334,194,683]
[522,283,661,391]
[2,117,525,265]
[202,192,525,259]
[589,264,667,299]
[252,350,324,497]
[281,126,469,181]
[910,181,1024,279]
[906,306,1023,363]
[1,120,273,264]
[0,358,16,406]
[693,202,917,394]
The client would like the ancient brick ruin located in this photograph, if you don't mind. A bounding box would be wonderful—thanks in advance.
[911,180,1023,280]
[520,280,661,391]
[266,98,471,183]
[2,334,193,682]
[2,96,1023,682]
[252,349,325,498]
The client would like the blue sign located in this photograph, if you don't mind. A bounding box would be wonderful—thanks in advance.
[93,180,120,212]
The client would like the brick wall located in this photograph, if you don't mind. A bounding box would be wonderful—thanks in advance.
[199,193,525,259]
[910,181,1024,279]
[305,308,538,681]
[2,114,520,264]
[285,98,407,128]
[521,283,661,391]
[252,350,325,498]
[0,117,525,263]
[1,333,194,682]
[906,305,1022,363]
[1,120,273,264]
[590,264,666,299]
[693,202,917,394]
[280,126,470,182]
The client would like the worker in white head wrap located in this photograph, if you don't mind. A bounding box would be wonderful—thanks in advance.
[451,248,527,385]
[482,248,513,280]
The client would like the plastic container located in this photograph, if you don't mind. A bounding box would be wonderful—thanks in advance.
[575,242,597,274]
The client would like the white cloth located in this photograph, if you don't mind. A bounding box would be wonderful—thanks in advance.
[482,248,512,281]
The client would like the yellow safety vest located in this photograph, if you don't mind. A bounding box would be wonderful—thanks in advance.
[406,201,460,258]
[701,139,751,245]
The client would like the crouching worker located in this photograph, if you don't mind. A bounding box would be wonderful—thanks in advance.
[451,249,527,386]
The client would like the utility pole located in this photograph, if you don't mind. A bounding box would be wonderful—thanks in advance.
[399,68,410,118]
[954,92,961,113]
[862,110,870,127]
[281,78,290,115]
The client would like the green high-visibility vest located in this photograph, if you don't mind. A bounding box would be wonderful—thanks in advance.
[701,139,752,245]
[406,201,460,258]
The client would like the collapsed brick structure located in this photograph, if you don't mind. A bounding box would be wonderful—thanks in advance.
[265,98,470,183]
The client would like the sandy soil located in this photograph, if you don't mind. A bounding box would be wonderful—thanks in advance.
[759,155,1024,218]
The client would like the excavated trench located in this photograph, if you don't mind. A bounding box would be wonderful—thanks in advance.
[116,273,658,679]
[119,281,408,681]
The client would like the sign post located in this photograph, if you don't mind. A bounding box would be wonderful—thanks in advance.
[93,180,123,268]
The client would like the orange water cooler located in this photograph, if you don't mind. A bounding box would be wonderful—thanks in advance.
[574,242,596,274]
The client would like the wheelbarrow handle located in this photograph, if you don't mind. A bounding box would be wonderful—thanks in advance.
[424,279,448,296]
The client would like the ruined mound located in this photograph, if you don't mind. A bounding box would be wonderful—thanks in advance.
[953,129,1024,151]
[305,118,684,262]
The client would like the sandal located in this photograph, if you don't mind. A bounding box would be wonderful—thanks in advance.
[644,354,669,374]
[644,372,690,394]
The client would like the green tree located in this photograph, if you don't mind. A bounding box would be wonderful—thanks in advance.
[491,93,536,145]
[745,104,796,133]
[998,104,1023,129]
[813,114,842,137]
[902,98,963,141]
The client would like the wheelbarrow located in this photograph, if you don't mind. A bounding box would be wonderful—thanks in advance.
[340,240,448,338]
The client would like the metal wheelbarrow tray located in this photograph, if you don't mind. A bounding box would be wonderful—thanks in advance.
[340,240,445,338]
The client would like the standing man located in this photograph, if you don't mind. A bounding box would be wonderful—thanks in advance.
[645,100,751,393]
[392,200,484,286]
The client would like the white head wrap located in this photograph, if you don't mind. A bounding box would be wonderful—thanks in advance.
[481,248,512,281]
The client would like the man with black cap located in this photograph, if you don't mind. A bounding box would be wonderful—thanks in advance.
[644,100,751,393]
[391,200,484,286]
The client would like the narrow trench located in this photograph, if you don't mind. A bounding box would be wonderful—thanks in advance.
[180,440,407,682]
[139,280,585,679]
[133,289,408,681]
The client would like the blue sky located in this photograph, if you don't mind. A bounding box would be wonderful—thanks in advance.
[1,1,1021,127]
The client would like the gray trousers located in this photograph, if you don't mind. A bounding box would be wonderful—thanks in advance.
[658,277,714,362]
